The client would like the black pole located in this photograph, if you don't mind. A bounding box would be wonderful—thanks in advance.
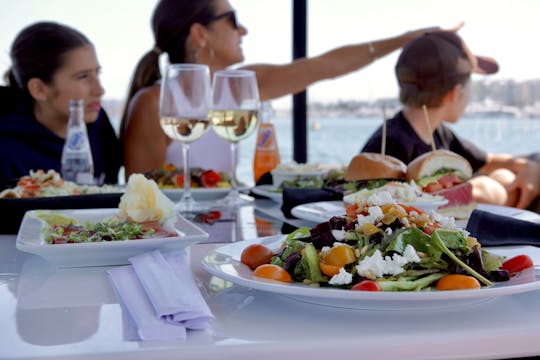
[292,0,307,163]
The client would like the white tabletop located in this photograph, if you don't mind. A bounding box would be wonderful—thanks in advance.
[2,231,540,360]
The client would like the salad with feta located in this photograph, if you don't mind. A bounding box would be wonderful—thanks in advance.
[0,169,119,198]
[241,199,533,291]
[343,181,447,206]
[41,174,179,244]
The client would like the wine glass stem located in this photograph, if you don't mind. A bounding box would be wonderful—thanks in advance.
[182,142,194,207]
[230,142,239,198]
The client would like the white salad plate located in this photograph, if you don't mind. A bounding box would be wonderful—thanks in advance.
[202,235,540,311]
[16,208,209,267]
[291,201,540,225]
[251,185,283,203]
[162,188,231,201]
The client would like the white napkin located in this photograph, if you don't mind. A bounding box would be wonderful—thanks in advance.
[107,249,213,341]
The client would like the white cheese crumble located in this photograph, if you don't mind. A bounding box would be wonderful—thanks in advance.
[331,229,346,241]
[328,267,353,285]
[357,206,384,227]
[356,244,421,280]
[367,191,396,206]
[429,211,457,229]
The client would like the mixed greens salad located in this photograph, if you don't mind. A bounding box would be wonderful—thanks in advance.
[243,201,518,291]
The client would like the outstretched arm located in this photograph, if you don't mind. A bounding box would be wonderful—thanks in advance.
[242,23,463,101]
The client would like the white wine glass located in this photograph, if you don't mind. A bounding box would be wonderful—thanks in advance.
[159,63,212,212]
[211,69,259,206]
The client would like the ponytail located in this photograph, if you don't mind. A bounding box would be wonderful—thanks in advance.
[119,50,161,139]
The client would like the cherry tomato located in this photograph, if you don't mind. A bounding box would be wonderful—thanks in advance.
[240,244,274,270]
[351,280,382,291]
[175,174,185,188]
[500,254,534,275]
[200,170,221,188]
[399,204,425,215]
[436,274,481,290]
[252,264,292,283]
[322,246,356,267]
[319,261,341,277]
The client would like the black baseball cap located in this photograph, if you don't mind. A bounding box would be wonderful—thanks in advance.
[396,31,499,91]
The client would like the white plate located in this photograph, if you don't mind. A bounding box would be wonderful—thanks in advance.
[162,188,230,201]
[291,201,540,225]
[251,185,283,203]
[16,209,209,267]
[202,235,540,310]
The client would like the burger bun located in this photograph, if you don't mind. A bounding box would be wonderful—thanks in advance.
[406,149,472,182]
[344,153,407,181]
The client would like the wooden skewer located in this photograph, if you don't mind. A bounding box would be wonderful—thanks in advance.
[381,103,387,157]
[422,104,436,152]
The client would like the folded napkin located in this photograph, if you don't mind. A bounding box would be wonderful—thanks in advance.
[107,249,214,341]
[281,187,343,218]
[465,209,540,246]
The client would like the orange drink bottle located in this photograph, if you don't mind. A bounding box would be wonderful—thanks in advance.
[253,101,280,183]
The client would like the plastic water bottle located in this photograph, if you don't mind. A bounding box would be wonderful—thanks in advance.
[61,99,95,184]
[253,101,280,183]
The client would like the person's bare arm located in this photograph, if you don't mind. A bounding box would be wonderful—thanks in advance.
[122,85,169,181]
[242,24,462,100]
[479,153,540,209]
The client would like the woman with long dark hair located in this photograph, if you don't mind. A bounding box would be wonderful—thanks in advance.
[0,21,122,188]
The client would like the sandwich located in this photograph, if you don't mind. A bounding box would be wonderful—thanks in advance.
[344,152,407,184]
[341,153,407,205]
[406,149,476,219]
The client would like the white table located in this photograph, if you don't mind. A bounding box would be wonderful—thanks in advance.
[2,232,540,360]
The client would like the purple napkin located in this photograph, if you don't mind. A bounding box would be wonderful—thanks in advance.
[107,249,213,341]
[465,209,540,246]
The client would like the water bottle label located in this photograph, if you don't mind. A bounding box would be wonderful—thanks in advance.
[257,127,276,150]
[66,130,87,150]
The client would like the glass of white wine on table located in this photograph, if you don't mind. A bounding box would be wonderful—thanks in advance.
[210,69,260,206]
[159,63,212,212]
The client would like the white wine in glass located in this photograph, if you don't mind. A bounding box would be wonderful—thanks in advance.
[210,70,259,206]
[159,63,211,212]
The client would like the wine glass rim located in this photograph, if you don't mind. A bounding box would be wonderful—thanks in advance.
[214,69,255,77]
[168,63,210,70]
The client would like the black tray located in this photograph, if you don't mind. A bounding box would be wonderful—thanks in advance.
[0,193,123,234]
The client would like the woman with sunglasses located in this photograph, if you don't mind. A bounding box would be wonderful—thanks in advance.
[120,0,459,180]
[0,22,122,189]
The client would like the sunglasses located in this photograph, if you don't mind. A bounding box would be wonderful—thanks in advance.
[205,10,239,29]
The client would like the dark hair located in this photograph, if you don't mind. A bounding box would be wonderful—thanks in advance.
[399,74,470,108]
[119,0,216,139]
[6,21,91,93]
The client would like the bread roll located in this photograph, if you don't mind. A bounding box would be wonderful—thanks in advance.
[344,153,407,181]
[406,149,472,182]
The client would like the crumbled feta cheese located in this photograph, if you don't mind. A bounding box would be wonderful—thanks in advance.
[329,267,353,285]
[367,191,396,206]
[356,245,421,280]
[429,211,456,229]
[331,229,346,241]
[384,227,393,235]
[357,206,384,227]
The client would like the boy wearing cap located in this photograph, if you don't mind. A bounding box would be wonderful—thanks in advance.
[361,30,540,210]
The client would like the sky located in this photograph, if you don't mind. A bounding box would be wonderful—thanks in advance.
[1,0,539,109]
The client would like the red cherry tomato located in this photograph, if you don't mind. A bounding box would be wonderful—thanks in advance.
[500,254,534,275]
[241,244,274,270]
[351,280,382,291]
[175,174,185,188]
[200,170,221,188]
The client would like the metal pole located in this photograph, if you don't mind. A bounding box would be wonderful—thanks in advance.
[292,0,307,163]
